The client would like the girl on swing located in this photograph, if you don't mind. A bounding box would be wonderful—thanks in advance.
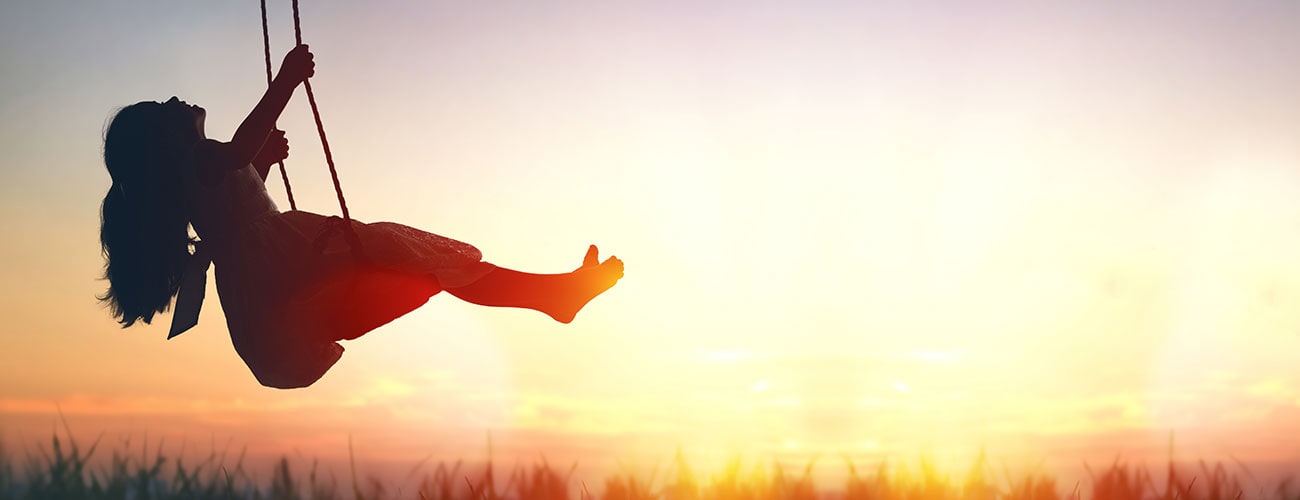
[99,45,625,389]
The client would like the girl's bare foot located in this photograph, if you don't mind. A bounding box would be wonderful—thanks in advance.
[550,245,624,323]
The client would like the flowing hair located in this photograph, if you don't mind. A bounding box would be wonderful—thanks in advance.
[99,101,200,327]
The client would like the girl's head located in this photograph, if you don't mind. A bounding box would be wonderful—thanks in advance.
[98,98,206,327]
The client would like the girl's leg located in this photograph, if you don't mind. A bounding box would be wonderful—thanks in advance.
[446,245,623,323]
[306,268,443,341]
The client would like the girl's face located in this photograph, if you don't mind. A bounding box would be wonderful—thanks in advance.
[163,96,206,139]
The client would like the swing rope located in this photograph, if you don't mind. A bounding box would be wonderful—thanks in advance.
[289,0,355,227]
[260,0,295,211]
[260,0,365,261]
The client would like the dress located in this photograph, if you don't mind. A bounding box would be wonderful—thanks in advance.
[172,161,496,389]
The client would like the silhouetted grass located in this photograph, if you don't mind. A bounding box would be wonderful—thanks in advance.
[3,426,1299,500]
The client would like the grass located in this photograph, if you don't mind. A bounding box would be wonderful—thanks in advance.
[2,427,1299,500]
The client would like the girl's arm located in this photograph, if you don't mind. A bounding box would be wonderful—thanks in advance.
[228,45,315,170]
[249,129,288,181]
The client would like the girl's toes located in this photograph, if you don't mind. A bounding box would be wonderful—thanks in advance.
[603,256,624,275]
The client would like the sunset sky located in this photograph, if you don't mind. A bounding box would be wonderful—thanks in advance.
[4,0,1300,489]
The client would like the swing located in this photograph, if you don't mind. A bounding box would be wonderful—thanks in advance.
[260,0,363,261]
[168,0,443,341]
[260,0,445,340]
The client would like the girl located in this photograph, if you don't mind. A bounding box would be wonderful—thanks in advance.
[99,45,624,389]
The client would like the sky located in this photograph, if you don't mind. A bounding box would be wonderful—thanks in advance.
[4,0,1300,490]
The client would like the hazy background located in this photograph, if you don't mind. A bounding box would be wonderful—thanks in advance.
[4,0,1300,488]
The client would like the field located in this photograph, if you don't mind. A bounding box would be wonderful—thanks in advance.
[2,426,1297,500]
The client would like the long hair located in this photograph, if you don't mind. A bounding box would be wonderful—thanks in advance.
[99,101,201,327]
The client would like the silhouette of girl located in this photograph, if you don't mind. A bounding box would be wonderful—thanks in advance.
[99,45,623,389]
